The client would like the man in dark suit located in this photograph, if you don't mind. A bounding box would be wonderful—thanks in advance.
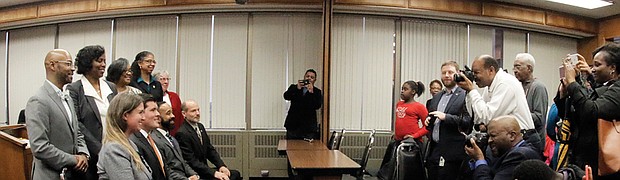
[283,69,323,140]
[465,115,541,180]
[26,49,89,180]
[152,102,199,180]
[129,94,169,180]
[425,61,472,180]
[175,100,242,180]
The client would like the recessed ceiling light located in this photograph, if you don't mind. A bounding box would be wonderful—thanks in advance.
[547,0,613,9]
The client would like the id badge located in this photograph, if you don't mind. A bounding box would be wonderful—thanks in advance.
[439,156,445,167]
[418,119,423,128]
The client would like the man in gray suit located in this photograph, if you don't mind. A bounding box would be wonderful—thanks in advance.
[26,49,89,180]
[152,102,199,180]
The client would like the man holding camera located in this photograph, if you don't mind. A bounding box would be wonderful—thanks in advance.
[425,61,472,180]
[283,69,323,140]
[465,115,540,180]
[458,55,543,154]
[513,53,548,142]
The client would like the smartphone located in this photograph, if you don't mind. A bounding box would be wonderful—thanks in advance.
[569,54,578,65]
[559,66,566,78]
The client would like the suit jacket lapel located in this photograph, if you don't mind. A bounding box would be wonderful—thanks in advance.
[183,121,202,146]
[44,83,74,132]
[85,96,102,123]
[444,87,463,112]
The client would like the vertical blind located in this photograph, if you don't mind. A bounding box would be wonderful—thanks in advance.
[502,30,527,71]
[178,14,249,129]
[468,25,493,66]
[250,14,322,129]
[401,20,468,106]
[0,32,6,124]
[528,33,577,104]
[7,26,56,123]
[331,15,395,130]
[115,15,178,92]
[58,19,113,81]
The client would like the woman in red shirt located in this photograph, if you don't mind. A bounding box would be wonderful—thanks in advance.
[378,80,429,179]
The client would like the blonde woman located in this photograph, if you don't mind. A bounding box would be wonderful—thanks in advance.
[97,93,152,180]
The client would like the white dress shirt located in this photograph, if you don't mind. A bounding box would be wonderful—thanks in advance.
[466,70,535,130]
[81,76,113,134]
[46,80,72,123]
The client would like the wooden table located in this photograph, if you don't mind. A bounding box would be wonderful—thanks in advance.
[277,139,328,155]
[287,150,361,180]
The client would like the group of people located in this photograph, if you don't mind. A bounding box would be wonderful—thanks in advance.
[377,42,620,180]
[25,46,241,180]
[22,41,620,180]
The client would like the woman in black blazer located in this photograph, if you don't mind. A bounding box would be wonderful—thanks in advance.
[67,45,118,180]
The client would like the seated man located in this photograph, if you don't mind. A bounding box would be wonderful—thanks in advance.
[465,115,541,180]
[151,102,199,180]
[175,100,242,180]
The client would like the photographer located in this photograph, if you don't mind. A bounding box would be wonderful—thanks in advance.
[458,55,542,154]
[555,43,620,179]
[283,69,323,140]
[465,115,540,180]
[425,61,472,180]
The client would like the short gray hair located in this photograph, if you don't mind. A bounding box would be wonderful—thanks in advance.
[515,53,536,68]
[153,70,170,80]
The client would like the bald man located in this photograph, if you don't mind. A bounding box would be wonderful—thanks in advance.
[175,100,242,180]
[465,115,540,180]
[26,49,90,180]
[458,55,543,154]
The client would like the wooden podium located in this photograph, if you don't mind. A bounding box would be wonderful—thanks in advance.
[0,124,32,180]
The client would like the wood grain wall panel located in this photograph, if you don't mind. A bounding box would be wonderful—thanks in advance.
[408,0,481,15]
[167,0,235,5]
[336,0,407,8]
[546,12,596,34]
[577,37,598,64]
[0,6,37,23]
[38,0,98,17]
[99,0,165,10]
[248,0,322,4]
[482,3,545,24]
[599,16,620,40]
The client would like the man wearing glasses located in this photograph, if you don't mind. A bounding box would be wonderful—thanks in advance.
[26,49,90,180]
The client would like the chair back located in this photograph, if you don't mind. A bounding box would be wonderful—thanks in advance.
[357,129,376,179]
[333,129,346,150]
[327,131,338,150]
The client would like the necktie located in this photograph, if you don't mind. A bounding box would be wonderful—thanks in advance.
[147,135,165,175]
[195,127,203,144]
[165,133,178,148]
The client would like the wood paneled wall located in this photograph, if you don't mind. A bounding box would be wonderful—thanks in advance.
[0,0,598,35]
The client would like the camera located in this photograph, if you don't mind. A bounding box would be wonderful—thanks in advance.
[454,66,475,82]
[465,131,488,148]
[300,79,310,85]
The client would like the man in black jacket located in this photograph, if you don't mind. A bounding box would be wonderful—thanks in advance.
[283,69,323,140]
[175,100,241,180]
[425,61,472,180]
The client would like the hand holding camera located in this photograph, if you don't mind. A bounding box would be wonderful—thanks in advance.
[455,66,476,92]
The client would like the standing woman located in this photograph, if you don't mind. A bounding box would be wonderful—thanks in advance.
[67,45,117,179]
[130,51,164,102]
[378,80,429,179]
[426,79,443,109]
[106,58,142,94]
[98,93,152,180]
[154,70,183,135]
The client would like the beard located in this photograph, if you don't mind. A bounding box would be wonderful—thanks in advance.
[161,118,175,131]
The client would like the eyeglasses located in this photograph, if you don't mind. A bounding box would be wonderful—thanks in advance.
[142,59,157,64]
[53,60,74,67]
[123,69,133,75]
